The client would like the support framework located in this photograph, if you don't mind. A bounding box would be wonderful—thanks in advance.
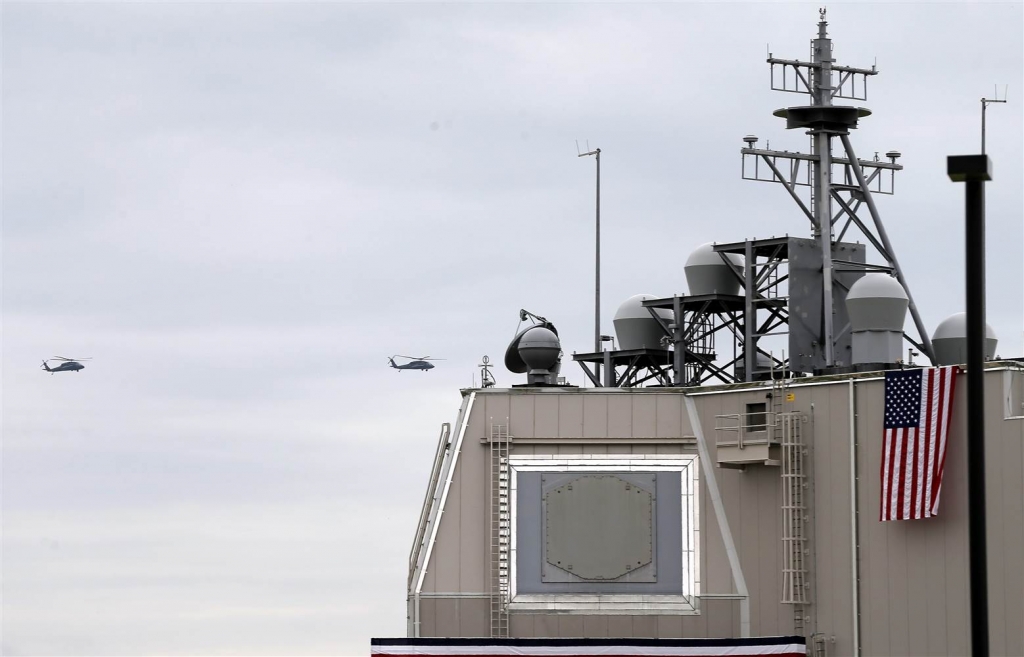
[573,348,675,388]
[575,241,791,388]
[638,236,863,385]
[641,289,785,387]
[575,11,933,388]
[741,9,934,366]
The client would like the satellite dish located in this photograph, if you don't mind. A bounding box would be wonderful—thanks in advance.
[505,322,558,374]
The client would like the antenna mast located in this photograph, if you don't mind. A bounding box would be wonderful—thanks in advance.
[479,355,496,388]
[578,143,602,355]
[741,8,935,365]
[981,85,1008,154]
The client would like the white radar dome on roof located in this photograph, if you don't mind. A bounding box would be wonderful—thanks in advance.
[613,294,672,351]
[846,274,909,332]
[932,313,998,365]
[684,243,743,296]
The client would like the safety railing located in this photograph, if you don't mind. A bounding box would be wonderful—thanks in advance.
[714,412,778,450]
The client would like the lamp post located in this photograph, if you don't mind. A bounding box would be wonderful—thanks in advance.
[947,153,992,657]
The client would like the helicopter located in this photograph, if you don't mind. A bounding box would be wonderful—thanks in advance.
[41,356,91,374]
[388,355,444,372]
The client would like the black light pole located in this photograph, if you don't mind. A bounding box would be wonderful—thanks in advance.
[947,153,992,657]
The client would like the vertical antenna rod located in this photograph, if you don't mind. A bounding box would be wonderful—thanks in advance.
[811,9,836,366]
[981,85,1007,154]
[579,146,602,354]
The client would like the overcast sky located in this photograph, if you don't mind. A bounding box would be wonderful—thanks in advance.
[2,2,1022,655]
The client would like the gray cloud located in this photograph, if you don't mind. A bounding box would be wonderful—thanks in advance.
[3,2,1022,655]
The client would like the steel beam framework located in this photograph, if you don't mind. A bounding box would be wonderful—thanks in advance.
[741,9,935,366]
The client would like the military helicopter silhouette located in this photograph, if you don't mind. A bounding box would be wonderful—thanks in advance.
[41,356,91,374]
[388,355,444,372]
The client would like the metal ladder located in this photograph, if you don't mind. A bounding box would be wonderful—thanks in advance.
[780,410,809,617]
[489,423,511,638]
[771,376,786,444]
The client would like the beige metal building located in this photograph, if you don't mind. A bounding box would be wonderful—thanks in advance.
[407,364,1024,656]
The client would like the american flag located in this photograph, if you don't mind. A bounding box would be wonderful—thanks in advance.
[880,366,958,521]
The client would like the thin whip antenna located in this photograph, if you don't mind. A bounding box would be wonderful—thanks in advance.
[981,83,1008,154]
[577,142,602,358]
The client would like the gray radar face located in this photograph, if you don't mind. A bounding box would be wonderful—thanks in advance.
[516,470,683,595]
[543,474,655,582]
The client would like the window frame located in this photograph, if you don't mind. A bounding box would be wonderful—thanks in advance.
[507,454,700,615]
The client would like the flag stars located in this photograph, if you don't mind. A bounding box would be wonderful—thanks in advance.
[885,369,923,428]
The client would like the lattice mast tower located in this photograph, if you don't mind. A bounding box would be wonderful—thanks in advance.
[741,9,934,366]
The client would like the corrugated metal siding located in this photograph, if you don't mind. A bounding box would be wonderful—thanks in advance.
[414,370,1024,654]
[987,372,1024,657]
[809,383,854,653]
[853,371,1024,656]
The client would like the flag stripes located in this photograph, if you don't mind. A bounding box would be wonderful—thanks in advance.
[880,366,957,521]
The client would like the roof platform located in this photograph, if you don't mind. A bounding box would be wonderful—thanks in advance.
[642,294,786,314]
[572,348,676,388]
[711,235,794,259]
[642,293,745,314]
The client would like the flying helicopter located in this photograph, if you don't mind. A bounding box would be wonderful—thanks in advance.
[41,356,91,374]
[388,355,444,372]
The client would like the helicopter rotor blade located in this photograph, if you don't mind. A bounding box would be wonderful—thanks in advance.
[395,355,429,360]
[54,356,92,361]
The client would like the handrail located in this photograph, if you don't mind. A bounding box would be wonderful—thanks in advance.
[411,393,477,637]
[408,422,451,589]
[714,412,777,450]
